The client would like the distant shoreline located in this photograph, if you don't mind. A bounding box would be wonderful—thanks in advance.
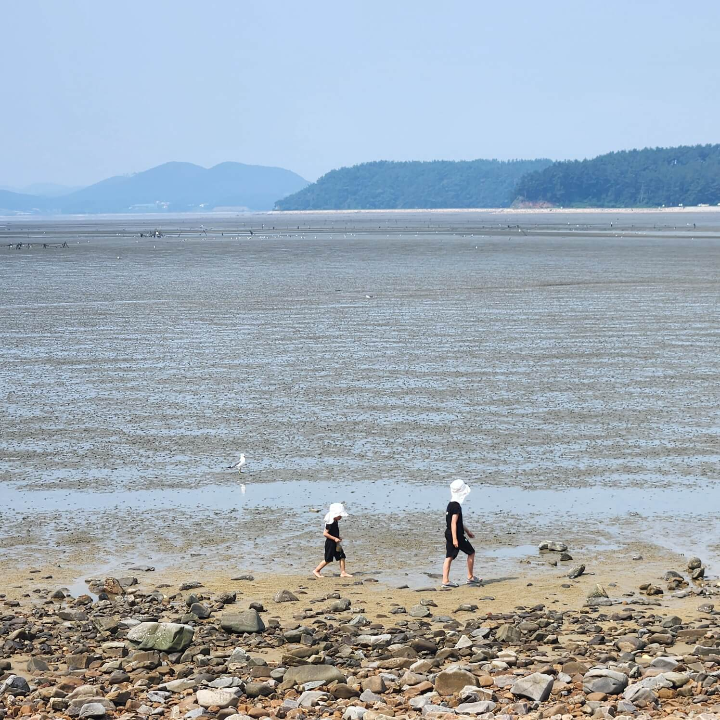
[269,205,720,215]
[3,205,720,222]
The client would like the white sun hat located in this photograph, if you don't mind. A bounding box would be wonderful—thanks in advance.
[450,479,471,504]
[324,502,349,524]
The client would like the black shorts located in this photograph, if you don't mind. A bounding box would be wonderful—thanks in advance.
[324,540,347,563]
[445,535,475,559]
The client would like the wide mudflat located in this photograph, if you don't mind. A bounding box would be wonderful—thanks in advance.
[1,209,720,598]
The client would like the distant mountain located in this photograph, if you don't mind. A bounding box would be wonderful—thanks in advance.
[275,159,553,210]
[515,144,720,208]
[0,189,50,213]
[60,161,309,213]
[0,162,308,214]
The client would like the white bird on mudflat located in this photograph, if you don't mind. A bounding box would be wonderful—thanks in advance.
[227,454,246,473]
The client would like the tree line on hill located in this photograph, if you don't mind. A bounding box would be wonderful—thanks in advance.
[277,145,720,210]
[275,159,552,210]
[515,144,720,208]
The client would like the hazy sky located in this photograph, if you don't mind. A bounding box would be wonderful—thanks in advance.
[2,1,718,188]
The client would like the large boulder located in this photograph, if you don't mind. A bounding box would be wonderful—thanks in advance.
[126,622,194,652]
[434,669,477,696]
[583,668,629,695]
[283,665,346,686]
[511,673,554,702]
[221,609,265,634]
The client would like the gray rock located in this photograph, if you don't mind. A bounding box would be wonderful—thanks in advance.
[298,690,328,708]
[68,699,115,718]
[26,657,50,673]
[693,645,720,657]
[569,564,585,579]
[209,677,242,689]
[456,701,497,715]
[435,668,477,696]
[623,684,659,707]
[329,599,351,612]
[495,624,522,643]
[244,682,274,698]
[410,604,432,618]
[510,672,554,702]
[229,647,250,664]
[92,617,119,633]
[179,581,202,591]
[539,541,567,552]
[585,597,613,607]
[197,688,241,709]
[78,703,108,718]
[583,668,629,695]
[359,688,384,703]
[349,614,370,626]
[274,589,299,603]
[146,691,171,702]
[343,709,366,720]
[650,657,679,671]
[126,622,194,652]
[688,557,702,570]
[493,674,517,688]
[587,584,609,599]
[356,633,392,647]
[162,679,197,693]
[0,675,31,696]
[221,609,266,634]
[190,603,211,619]
[282,665,346,686]
[616,699,637,714]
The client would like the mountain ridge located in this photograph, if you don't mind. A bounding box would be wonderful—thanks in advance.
[0,161,309,214]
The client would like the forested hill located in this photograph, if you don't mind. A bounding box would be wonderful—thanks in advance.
[275,159,552,210]
[515,144,720,208]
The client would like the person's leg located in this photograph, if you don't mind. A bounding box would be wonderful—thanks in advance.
[339,558,353,578]
[314,560,329,578]
[467,552,475,581]
[442,556,453,584]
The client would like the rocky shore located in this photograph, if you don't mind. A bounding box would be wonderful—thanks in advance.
[3,554,720,720]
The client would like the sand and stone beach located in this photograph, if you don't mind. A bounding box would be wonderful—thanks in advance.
[2,209,720,719]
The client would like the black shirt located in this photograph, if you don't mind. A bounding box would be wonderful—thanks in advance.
[445,501,464,539]
[325,520,340,541]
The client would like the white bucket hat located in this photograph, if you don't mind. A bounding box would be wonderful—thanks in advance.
[450,479,471,504]
[324,502,349,525]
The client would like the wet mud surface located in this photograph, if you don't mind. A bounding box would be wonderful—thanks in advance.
[1,209,719,589]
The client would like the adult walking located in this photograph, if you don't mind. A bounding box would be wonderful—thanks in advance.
[442,479,481,588]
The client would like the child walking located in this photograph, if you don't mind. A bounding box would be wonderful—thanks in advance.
[314,502,353,578]
[442,479,481,588]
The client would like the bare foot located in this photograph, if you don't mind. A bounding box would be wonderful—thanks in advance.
[340,572,353,578]
[313,571,322,579]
